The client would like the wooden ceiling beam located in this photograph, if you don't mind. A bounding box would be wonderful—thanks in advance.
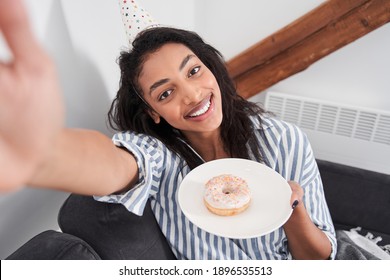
[226,0,390,99]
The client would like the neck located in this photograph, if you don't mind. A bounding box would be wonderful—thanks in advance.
[183,130,230,162]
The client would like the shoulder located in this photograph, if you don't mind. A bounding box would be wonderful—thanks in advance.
[111,131,175,169]
[113,131,165,151]
[113,131,159,144]
[251,114,308,144]
[112,131,187,170]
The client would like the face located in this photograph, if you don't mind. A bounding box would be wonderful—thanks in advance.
[138,43,223,138]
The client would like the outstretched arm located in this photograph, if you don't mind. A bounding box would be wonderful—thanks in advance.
[0,0,137,194]
[29,128,139,196]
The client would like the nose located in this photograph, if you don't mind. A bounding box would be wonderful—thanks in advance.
[181,83,202,105]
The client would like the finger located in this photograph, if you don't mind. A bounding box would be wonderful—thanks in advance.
[288,181,303,208]
[0,0,42,63]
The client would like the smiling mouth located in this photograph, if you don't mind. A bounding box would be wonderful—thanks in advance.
[186,97,212,118]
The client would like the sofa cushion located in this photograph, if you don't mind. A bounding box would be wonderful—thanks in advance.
[58,194,176,260]
[6,230,100,260]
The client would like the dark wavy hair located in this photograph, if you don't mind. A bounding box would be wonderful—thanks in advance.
[108,27,266,169]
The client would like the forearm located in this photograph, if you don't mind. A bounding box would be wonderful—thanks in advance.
[283,203,332,260]
[29,128,138,196]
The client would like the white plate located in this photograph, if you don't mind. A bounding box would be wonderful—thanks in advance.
[178,158,292,239]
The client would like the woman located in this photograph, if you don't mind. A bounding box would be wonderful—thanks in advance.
[0,0,335,259]
[103,27,337,259]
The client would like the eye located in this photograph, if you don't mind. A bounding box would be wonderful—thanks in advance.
[188,66,201,77]
[159,89,173,101]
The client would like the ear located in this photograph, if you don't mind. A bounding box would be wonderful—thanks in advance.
[148,109,161,124]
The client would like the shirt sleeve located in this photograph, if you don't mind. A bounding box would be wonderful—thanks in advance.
[270,120,337,259]
[94,132,166,216]
[289,125,338,259]
[302,140,337,259]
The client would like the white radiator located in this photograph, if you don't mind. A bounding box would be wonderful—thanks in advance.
[264,91,390,174]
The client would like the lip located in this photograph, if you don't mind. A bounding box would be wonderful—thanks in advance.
[184,95,214,120]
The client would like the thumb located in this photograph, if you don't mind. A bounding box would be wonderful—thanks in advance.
[288,181,303,209]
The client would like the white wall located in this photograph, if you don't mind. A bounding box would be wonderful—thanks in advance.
[272,25,390,111]
[0,0,388,258]
[194,0,325,60]
[194,0,390,112]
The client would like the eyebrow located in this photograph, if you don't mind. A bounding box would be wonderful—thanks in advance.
[149,78,170,95]
[148,54,196,95]
[179,54,195,71]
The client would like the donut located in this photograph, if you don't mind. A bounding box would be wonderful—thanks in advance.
[203,174,251,216]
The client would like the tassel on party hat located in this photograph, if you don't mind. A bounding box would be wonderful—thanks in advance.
[119,0,160,44]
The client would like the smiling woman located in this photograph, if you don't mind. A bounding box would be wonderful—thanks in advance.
[100,25,336,260]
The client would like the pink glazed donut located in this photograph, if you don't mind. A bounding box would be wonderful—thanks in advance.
[203,174,251,216]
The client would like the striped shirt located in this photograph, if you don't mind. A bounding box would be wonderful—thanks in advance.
[95,116,337,259]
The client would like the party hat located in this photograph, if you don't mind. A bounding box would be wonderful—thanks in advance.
[119,0,160,44]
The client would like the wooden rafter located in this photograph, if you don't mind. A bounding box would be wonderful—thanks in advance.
[226,0,390,99]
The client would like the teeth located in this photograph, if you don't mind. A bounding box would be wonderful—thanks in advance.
[189,100,211,117]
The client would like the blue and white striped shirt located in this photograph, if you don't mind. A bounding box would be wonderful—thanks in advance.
[96,116,337,259]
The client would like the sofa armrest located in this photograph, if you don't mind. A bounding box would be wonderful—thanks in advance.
[58,194,176,260]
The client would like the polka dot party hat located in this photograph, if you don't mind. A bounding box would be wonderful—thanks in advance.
[119,0,160,44]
